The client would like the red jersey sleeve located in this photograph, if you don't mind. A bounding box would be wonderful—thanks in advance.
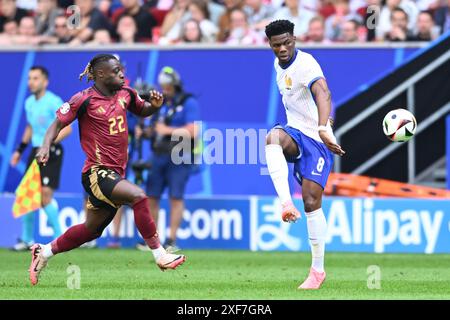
[124,86,146,116]
[56,91,86,127]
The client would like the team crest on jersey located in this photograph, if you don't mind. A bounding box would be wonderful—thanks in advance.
[60,102,70,115]
[284,75,292,90]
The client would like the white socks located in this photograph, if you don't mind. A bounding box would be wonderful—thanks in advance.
[305,208,327,273]
[151,246,166,260]
[265,144,292,205]
[41,243,54,259]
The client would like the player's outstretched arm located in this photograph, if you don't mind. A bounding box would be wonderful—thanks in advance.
[35,118,65,166]
[140,90,164,117]
[311,78,345,156]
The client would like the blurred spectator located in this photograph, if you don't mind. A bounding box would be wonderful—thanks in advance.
[0,16,39,45]
[160,0,191,42]
[340,18,360,41]
[434,0,450,34]
[0,0,30,33]
[300,15,332,43]
[145,0,174,10]
[111,0,157,41]
[86,28,112,44]
[17,0,38,10]
[97,0,114,16]
[357,0,382,41]
[0,19,17,43]
[225,7,264,44]
[35,0,64,36]
[349,0,366,12]
[243,0,274,33]
[51,14,74,42]
[2,19,18,34]
[273,0,316,38]
[325,0,362,41]
[384,7,415,41]
[116,14,138,43]
[410,10,438,40]
[206,0,226,25]
[179,17,204,41]
[188,0,218,41]
[319,0,338,19]
[32,14,74,44]
[217,0,243,41]
[377,0,419,40]
[14,16,37,44]
[57,0,74,7]
[69,0,112,45]
[415,0,441,11]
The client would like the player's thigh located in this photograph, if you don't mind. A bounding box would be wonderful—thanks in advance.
[110,179,147,206]
[266,128,299,157]
[82,168,122,210]
[84,206,117,235]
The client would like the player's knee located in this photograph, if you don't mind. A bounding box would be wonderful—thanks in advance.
[41,198,50,207]
[303,196,321,213]
[41,194,52,207]
[131,190,148,205]
[266,129,283,145]
[84,223,103,239]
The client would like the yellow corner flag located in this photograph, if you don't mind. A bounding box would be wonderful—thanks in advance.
[12,159,42,218]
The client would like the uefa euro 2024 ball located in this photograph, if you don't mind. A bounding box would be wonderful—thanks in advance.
[382,108,417,142]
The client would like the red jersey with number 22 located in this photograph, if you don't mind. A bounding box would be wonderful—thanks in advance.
[56,85,145,177]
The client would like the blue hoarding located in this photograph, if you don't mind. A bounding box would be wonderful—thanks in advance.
[1,194,448,254]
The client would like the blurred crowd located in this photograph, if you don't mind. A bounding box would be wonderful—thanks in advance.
[0,0,448,46]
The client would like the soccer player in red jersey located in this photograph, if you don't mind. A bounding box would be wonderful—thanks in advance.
[29,54,186,286]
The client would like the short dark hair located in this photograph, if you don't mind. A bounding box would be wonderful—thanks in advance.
[79,53,118,82]
[346,19,361,29]
[265,20,295,39]
[30,66,49,79]
[391,7,408,21]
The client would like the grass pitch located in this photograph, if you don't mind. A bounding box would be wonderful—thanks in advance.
[0,248,449,299]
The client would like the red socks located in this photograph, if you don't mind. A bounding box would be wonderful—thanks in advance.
[132,197,160,249]
[51,224,97,254]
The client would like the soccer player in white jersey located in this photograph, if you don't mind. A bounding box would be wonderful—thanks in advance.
[264,20,345,290]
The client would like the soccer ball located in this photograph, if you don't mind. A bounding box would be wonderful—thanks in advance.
[382,109,417,142]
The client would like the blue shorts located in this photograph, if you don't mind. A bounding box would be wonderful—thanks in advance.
[273,125,333,189]
[146,154,191,199]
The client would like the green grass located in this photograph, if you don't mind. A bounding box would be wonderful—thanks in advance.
[0,248,449,299]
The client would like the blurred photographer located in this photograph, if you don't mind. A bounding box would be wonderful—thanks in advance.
[136,66,200,252]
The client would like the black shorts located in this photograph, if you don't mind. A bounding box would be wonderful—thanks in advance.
[27,144,63,190]
[81,167,123,213]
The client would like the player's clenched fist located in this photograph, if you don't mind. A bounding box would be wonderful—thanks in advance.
[149,90,164,108]
[35,145,50,166]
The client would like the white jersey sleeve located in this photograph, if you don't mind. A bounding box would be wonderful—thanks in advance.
[296,53,324,89]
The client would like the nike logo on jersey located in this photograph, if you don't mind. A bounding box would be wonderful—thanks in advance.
[311,171,322,176]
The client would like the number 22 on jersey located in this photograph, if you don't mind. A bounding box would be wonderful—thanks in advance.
[109,115,125,135]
